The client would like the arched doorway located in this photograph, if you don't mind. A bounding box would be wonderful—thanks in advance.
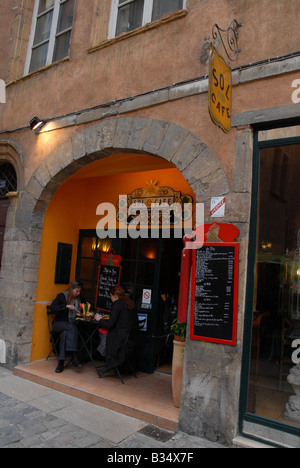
[32,152,194,373]
[0,117,229,369]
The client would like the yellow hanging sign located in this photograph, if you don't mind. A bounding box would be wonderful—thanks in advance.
[208,45,232,133]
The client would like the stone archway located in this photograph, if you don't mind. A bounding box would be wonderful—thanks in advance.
[0,116,229,368]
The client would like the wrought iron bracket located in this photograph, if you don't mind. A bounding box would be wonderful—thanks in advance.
[212,19,242,62]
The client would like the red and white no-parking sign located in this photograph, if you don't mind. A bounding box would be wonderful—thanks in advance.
[210,197,225,218]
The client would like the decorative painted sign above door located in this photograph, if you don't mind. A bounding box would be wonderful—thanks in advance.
[116,179,193,226]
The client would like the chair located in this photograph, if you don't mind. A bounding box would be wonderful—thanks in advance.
[97,321,139,384]
[46,305,60,361]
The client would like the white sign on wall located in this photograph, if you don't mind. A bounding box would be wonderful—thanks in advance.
[210,197,226,218]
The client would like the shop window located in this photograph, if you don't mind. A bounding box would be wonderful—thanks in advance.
[24,0,76,75]
[0,163,17,199]
[108,0,185,38]
[0,162,17,269]
[245,132,300,434]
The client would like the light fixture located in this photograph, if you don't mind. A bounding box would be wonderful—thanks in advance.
[92,237,101,253]
[91,237,112,254]
[101,238,112,254]
[29,116,44,132]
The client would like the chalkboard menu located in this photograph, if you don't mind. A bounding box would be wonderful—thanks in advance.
[95,254,122,312]
[190,243,238,346]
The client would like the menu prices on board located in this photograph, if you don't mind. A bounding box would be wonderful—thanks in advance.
[191,243,238,345]
[95,254,122,312]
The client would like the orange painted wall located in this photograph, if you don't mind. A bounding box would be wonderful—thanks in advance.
[31,165,194,361]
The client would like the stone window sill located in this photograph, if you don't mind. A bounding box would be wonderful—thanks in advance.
[88,9,188,54]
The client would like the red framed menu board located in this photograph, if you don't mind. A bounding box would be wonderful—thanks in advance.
[95,253,122,312]
[190,223,239,346]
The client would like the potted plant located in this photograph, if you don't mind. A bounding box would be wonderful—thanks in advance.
[169,320,187,407]
[170,321,187,342]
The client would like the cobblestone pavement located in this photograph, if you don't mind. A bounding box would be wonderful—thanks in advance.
[0,392,114,448]
[0,366,226,449]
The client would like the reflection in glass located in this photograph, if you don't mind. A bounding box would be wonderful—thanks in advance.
[33,11,53,45]
[139,238,157,260]
[116,0,144,36]
[53,31,71,61]
[30,43,49,72]
[38,0,55,14]
[137,262,155,285]
[247,143,300,429]
[56,0,75,32]
[152,0,183,21]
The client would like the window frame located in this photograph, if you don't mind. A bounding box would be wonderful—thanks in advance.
[108,0,186,39]
[239,122,300,443]
[24,0,74,75]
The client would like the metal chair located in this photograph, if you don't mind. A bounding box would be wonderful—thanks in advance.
[98,320,139,384]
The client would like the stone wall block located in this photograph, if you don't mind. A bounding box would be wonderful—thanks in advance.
[45,139,77,178]
[97,118,117,150]
[55,139,74,170]
[171,134,207,172]
[118,90,169,115]
[180,340,240,444]
[204,193,251,223]
[71,130,88,161]
[143,120,170,155]
[126,118,153,151]
[114,117,133,149]
[34,160,52,189]
[158,124,190,162]
[235,128,253,193]
[183,149,229,202]
[85,124,107,156]
[46,152,64,179]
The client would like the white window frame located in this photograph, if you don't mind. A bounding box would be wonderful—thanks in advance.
[24,0,72,75]
[108,0,186,39]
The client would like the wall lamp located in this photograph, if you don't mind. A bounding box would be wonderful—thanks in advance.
[29,116,45,133]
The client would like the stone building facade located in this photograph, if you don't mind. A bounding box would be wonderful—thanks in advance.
[0,0,300,447]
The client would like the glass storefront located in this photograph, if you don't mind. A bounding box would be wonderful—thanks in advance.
[244,126,300,438]
[76,230,182,373]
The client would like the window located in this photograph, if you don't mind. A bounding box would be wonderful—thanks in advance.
[24,0,75,74]
[241,126,300,441]
[0,163,17,199]
[108,0,185,39]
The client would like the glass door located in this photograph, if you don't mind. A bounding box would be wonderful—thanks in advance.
[76,230,103,304]
[76,230,183,373]
[114,234,162,373]
[241,126,300,443]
